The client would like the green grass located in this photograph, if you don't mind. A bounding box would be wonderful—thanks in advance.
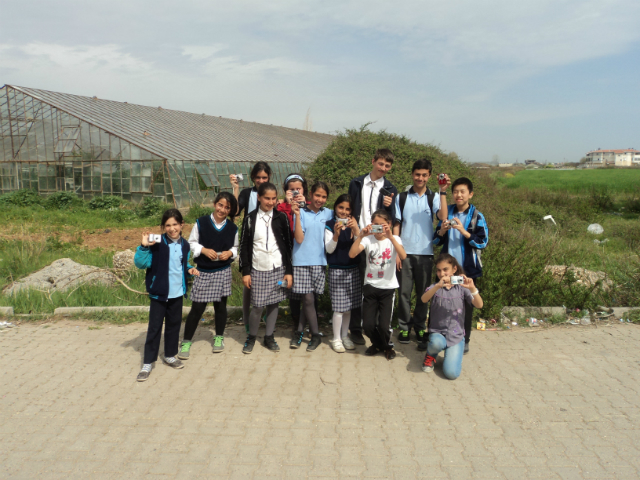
[498,169,640,193]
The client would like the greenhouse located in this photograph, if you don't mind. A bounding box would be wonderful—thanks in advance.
[0,85,334,207]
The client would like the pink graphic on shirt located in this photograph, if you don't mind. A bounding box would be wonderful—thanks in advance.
[367,273,373,278]
[381,248,391,260]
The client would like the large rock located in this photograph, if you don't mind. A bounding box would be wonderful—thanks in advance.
[544,265,613,290]
[4,258,117,295]
[112,249,136,273]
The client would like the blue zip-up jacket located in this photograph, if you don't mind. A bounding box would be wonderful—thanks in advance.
[134,234,194,302]
[432,204,488,279]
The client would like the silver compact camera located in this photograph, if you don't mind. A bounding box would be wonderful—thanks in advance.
[450,276,464,285]
[235,173,243,181]
[291,190,305,208]
[336,218,348,226]
[447,218,458,227]
[150,234,162,243]
[371,225,384,233]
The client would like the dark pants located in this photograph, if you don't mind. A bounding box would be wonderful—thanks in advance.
[183,298,228,340]
[397,254,433,332]
[144,297,183,364]
[464,277,482,344]
[349,252,367,333]
[362,285,395,351]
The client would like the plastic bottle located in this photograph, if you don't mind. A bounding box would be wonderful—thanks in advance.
[277,280,288,288]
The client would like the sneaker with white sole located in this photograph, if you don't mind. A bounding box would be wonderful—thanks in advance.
[341,336,355,350]
[422,355,436,373]
[162,356,184,369]
[177,340,192,360]
[329,339,345,353]
[136,364,152,382]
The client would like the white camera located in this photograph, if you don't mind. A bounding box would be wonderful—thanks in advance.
[371,225,384,233]
[450,276,464,285]
[235,173,243,181]
[150,234,162,243]
[337,218,348,225]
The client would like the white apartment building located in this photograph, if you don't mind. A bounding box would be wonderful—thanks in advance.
[586,149,640,166]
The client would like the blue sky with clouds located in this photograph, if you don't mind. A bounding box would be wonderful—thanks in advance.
[1,0,639,163]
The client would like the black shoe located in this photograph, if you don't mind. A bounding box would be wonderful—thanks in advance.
[364,345,379,356]
[350,331,366,345]
[415,329,426,344]
[398,330,410,344]
[385,349,396,360]
[464,342,470,355]
[417,341,428,352]
[264,334,280,352]
[307,334,322,352]
[290,330,303,349]
[243,335,256,354]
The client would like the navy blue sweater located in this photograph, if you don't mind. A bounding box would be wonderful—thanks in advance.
[325,219,359,268]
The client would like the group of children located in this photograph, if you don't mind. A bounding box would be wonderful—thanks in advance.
[134,152,489,382]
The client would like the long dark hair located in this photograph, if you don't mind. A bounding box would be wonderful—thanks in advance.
[283,173,308,200]
[213,191,238,220]
[435,252,465,276]
[257,182,277,197]
[333,194,353,219]
[311,181,330,196]
[250,161,272,182]
[160,208,184,227]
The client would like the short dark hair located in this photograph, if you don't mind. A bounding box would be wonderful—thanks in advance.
[412,158,432,174]
[373,149,394,164]
[283,173,308,199]
[333,194,353,217]
[310,181,330,196]
[257,182,277,197]
[213,191,238,220]
[371,209,392,225]
[451,177,473,193]
[251,161,272,181]
[435,252,465,276]
[160,208,184,227]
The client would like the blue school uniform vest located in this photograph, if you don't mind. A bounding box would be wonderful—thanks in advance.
[325,219,359,269]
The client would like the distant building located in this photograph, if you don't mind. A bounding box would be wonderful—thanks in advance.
[498,163,514,168]
[586,149,640,167]
[524,159,537,165]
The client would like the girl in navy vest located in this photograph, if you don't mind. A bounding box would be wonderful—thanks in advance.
[178,192,239,360]
[239,182,293,354]
[134,209,196,382]
[289,181,333,352]
[230,161,272,335]
[324,194,361,353]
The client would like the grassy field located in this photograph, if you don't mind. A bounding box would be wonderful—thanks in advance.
[498,168,640,193]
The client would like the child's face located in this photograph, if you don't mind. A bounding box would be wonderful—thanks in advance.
[287,181,303,196]
[311,188,328,210]
[259,190,278,211]
[253,171,270,187]
[412,168,431,189]
[214,199,230,221]
[371,158,392,179]
[162,217,184,240]
[372,215,390,239]
[335,201,351,219]
[435,261,457,280]
[452,184,474,208]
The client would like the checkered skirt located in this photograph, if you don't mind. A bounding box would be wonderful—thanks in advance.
[250,266,288,308]
[328,267,362,312]
[291,265,326,296]
[190,267,232,303]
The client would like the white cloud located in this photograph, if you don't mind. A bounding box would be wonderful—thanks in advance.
[182,45,227,61]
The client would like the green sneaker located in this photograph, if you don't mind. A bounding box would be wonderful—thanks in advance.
[177,340,192,360]
[416,330,426,344]
[398,330,410,344]
[212,335,225,353]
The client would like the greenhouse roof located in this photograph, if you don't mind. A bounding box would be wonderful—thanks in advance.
[8,85,335,164]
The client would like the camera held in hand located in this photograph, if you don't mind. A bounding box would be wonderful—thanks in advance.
[438,174,447,186]
[336,218,348,226]
[450,276,464,285]
[371,225,384,233]
[150,234,162,243]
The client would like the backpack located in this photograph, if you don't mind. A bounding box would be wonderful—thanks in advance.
[397,188,435,222]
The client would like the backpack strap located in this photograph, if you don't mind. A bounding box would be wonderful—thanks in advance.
[469,207,480,233]
[398,191,408,222]
[426,188,435,217]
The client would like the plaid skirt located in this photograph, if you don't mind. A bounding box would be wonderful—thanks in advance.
[328,267,362,312]
[292,265,326,296]
[190,267,232,303]
[251,266,288,308]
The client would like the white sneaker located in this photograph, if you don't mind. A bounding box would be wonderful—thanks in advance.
[341,336,355,350]
[329,339,345,353]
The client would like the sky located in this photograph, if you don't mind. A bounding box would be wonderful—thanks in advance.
[1,0,639,164]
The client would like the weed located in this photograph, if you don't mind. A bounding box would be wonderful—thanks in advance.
[136,197,170,218]
[0,189,44,207]
[44,192,82,210]
[88,326,102,330]
[88,195,127,210]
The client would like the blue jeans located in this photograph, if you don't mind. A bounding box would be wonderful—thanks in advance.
[426,333,464,380]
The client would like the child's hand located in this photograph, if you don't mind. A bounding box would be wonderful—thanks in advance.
[283,274,293,289]
[383,223,392,239]
[202,248,218,260]
[229,174,239,188]
[440,174,451,192]
[243,275,251,289]
[449,219,464,232]
[396,256,402,272]
[333,221,344,236]
[382,192,394,207]
[361,225,373,237]
[439,275,450,286]
[218,251,232,261]
[347,218,360,237]
[291,202,300,214]
[285,190,294,204]
[461,275,475,290]
[188,268,200,277]
[142,233,155,247]
[293,193,306,205]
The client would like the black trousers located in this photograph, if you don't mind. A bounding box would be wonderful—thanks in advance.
[464,277,482,344]
[349,251,367,333]
[362,285,395,351]
[144,297,183,364]
[396,254,433,332]
[183,298,228,340]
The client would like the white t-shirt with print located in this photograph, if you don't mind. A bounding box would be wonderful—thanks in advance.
[361,235,403,289]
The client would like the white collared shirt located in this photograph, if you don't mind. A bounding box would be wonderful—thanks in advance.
[252,208,282,271]
[188,215,239,259]
[359,174,385,229]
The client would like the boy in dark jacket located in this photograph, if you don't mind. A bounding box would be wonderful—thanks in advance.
[346,149,398,344]
[432,177,488,354]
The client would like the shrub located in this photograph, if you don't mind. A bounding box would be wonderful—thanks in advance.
[89,195,125,210]
[44,191,82,210]
[624,195,640,214]
[136,197,169,218]
[185,204,211,223]
[0,189,44,207]
[588,187,613,212]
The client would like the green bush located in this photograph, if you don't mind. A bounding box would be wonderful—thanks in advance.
[44,191,82,210]
[88,195,126,210]
[136,197,170,218]
[624,195,640,214]
[0,189,44,207]
[185,204,211,223]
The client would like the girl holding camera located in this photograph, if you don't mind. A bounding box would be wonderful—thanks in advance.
[419,253,483,379]
[289,181,333,351]
[277,173,308,237]
[178,192,239,359]
[348,210,406,360]
[134,209,197,382]
[324,194,361,353]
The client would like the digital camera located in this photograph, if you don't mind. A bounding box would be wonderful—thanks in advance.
[450,276,464,285]
[371,225,384,233]
[336,218,348,226]
[150,234,162,243]
[448,218,458,227]
[379,187,391,197]
[235,173,243,181]
[438,174,447,186]
[292,189,300,196]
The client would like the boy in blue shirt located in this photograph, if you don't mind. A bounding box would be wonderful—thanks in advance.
[432,177,488,354]
[393,159,448,344]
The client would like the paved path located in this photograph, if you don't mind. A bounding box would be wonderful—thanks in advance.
[1,321,639,479]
